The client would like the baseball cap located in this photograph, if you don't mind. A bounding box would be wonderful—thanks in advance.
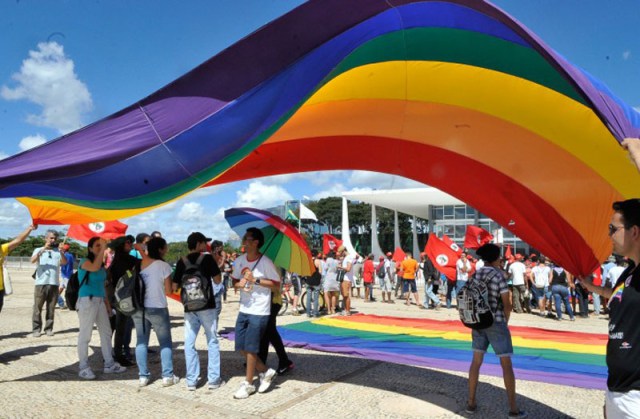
[62,243,70,251]
[386,252,392,257]
[187,232,212,250]
[337,245,346,253]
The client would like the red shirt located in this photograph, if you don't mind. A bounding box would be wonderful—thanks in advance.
[363,259,375,283]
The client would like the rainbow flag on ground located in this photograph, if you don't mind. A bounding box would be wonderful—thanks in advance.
[278,314,607,390]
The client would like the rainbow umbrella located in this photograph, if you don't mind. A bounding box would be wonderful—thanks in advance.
[224,207,315,276]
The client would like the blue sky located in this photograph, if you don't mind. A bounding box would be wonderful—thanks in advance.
[0,0,638,242]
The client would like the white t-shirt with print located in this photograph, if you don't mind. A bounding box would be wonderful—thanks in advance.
[232,254,281,316]
[532,265,551,288]
[508,261,527,286]
[456,258,470,281]
[342,254,356,282]
[140,260,173,308]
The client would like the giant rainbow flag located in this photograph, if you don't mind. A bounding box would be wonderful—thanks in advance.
[278,314,607,390]
[0,1,639,276]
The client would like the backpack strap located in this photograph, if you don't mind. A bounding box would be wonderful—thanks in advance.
[79,259,91,287]
[181,253,206,271]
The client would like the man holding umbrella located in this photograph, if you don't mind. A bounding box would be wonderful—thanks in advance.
[232,227,279,399]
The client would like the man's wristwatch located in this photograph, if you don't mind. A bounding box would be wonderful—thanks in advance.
[255,279,261,285]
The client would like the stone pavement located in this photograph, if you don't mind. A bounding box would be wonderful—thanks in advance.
[1,269,607,418]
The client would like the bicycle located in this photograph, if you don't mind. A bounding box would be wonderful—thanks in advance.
[300,287,327,313]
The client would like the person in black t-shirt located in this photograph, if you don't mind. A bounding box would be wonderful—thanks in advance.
[582,199,640,417]
[107,236,139,366]
[171,232,223,391]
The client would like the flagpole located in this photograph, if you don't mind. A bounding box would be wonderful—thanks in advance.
[298,199,301,234]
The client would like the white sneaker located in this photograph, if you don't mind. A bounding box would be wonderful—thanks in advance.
[78,367,95,380]
[104,362,126,374]
[162,375,180,387]
[233,381,256,399]
[139,376,150,387]
[258,368,277,393]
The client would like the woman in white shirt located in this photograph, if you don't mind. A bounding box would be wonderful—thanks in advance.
[133,237,179,387]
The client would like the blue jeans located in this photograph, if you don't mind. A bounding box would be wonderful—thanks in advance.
[184,308,221,386]
[446,281,457,308]
[574,284,589,316]
[592,292,601,315]
[551,284,575,320]
[423,282,440,308]
[132,307,174,378]
[306,285,320,316]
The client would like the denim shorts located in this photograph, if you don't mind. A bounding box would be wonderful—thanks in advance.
[403,279,417,293]
[471,321,513,357]
[235,312,269,354]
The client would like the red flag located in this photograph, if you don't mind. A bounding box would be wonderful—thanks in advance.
[322,234,343,255]
[442,235,462,255]
[392,247,406,264]
[464,225,494,249]
[424,233,459,281]
[505,244,513,259]
[67,221,128,243]
[592,266,602,287]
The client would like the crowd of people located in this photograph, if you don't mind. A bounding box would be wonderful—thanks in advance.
[0,227,294,400]
[284,246,617,325]
[0,138,639,414]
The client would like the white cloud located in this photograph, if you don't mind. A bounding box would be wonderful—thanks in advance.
[0,200,32,231]
[18,134,47,151]
[348,171,426,189]
[234,180,292,208]
[177,202,206,222]
[1,41,93,134]
[0,151,9,160]
[259,171,350,186]
[634,106,640,114]
[623,50,631,60]
[311,184,374,200]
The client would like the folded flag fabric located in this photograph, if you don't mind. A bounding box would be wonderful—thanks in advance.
[278,314,607,390]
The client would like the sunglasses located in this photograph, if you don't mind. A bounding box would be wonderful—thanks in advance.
[608,223,625,236]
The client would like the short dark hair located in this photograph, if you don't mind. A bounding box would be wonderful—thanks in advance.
[135,233,150,244]
[245,227,264,247]
[150,231,162,238]
[613,199,640,229]
[147,237,167,260]
[476,243,501,263]
[187,232,210,250]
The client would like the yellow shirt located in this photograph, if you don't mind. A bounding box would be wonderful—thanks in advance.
[0,243,9,291]
[401,258,418,280]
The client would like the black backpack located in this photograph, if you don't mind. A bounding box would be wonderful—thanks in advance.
[66,270,89,311]
[376,262,386,279]
[114,265,145,316]
[306,268,322,287]
[180,254,211,311]
[457,269,496,330]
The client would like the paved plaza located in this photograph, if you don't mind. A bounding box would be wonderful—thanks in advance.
[1,269,607,418]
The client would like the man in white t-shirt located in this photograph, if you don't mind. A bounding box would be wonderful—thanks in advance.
[456,252,471,297]
[508,255,528,313]
[606,259,626,289]
[231,227,280,399]
[531,258,552,316]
